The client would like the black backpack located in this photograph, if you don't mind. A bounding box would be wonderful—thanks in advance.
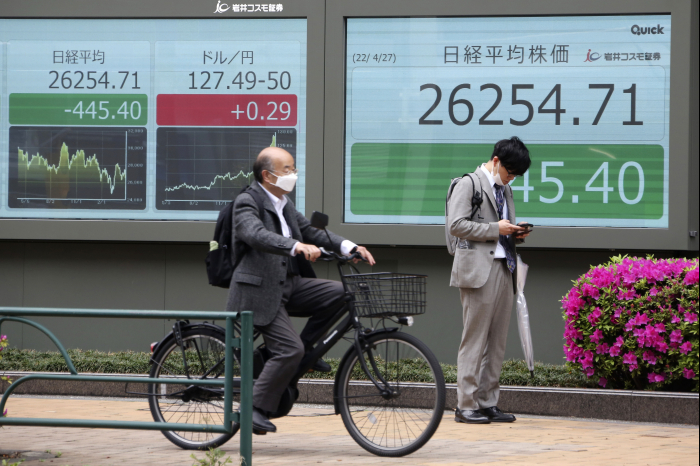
[206,185,265,288]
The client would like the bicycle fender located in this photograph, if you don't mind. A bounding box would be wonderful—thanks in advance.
[149,322,225,364]
[332,328,400,415]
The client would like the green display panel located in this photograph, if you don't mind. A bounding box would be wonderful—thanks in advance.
[10,94,148,126]
[345,16,671,228]
[350,143,662,224]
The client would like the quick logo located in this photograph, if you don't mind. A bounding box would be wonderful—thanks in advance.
[631,24,665,35]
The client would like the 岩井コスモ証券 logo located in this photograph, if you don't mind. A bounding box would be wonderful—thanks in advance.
[584,49,601,62]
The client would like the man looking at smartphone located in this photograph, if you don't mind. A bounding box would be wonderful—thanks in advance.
[447,136,532,424]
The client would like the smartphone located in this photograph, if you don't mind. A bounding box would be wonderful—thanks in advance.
[516,223,534,236]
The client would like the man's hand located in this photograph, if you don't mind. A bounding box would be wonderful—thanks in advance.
[498,219,524,236]
[296,243,322,262]
[515,222,532,239]
[353,246,376,266]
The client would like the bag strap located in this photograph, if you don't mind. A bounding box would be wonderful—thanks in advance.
[239,184,265,219]
[464,173,483,220]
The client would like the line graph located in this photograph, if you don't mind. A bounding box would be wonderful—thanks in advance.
[18,141,127,199]
[164,170,254,193]
[9,127,147,210]
[156,128,296,211]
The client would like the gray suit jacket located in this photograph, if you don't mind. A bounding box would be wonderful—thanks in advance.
[224,182,347,326]
[448,168,520,293]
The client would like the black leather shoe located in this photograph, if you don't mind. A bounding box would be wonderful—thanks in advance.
[252,407,277,433]
[311,358,332,373]
[455,408,491,424]
[479,406,516,422]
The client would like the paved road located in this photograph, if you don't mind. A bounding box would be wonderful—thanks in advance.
[0,396,697,466]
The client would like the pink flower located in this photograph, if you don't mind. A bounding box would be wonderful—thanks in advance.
[1,409,6,417]
[614,335,624,347]
[649,288,659,297]
[654,323,666,333]
[584,367,595,377]
[683,368,696,379]
[591,269,615,288]
[642,351,658,365]
[590,329,604,344]
[683,267,699,285]
[647,373,665,383]
[588,308,603,326]
[596,343,610,355]
[617,288,638,301]
[670,329,683,343]
[609,345,621,357]
[671,315,682,324]
[598,377,608,388]
[565,327,584,341]
[655,341,668,354]
[564,343,583,362]
[564,289,586,315]
[628,363,638,372]
[622,352,637,365]
[582,283,601,299]
[680,341,693,355]
[580,350,595,370]
[684,313,698,323]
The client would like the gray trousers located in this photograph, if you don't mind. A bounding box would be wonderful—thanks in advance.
[253,275,344,412]
[457,259,514,411]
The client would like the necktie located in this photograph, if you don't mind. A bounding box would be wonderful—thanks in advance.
[494,185,516,273]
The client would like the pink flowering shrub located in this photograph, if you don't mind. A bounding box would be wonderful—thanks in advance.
[562,256,699,392]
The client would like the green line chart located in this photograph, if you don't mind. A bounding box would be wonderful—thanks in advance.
[18,142,127,199]
[156,127,296,211]
[9,127,147,210]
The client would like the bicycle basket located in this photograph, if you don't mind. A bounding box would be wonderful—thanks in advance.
[343,272,427,318]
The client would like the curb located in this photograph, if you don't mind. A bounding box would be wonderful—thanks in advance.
[3,371,698,425]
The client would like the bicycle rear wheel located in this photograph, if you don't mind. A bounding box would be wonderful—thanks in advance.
[148,326,240,450]
[336,331,446,457]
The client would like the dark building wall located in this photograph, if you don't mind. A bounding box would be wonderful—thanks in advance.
[0,240,689,365]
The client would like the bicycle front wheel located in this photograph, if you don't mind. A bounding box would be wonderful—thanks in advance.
[337,331,446,457]
[148,326,239,450]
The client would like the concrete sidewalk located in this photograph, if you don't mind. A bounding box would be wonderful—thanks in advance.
[0,396,698,466]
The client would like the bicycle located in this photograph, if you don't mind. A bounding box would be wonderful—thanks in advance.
[146,215,446,457]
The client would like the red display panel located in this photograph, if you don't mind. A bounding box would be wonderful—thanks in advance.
[157,94,297,126]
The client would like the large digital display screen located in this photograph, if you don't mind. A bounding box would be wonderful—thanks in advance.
[0,19,307,220]
[345,16,671,227]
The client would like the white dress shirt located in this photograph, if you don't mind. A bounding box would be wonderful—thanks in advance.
[479,164,508,259]
[260,185,357,256]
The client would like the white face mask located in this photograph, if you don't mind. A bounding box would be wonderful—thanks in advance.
[492,162,506,187]
[270,171,298,192]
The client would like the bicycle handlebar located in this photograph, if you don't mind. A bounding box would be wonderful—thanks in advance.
[318,248,367,263]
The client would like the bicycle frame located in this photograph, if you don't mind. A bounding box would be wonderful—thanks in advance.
[289,259,402,396]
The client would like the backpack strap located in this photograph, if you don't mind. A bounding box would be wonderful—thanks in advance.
[239,184,265,219]
[463,173,484,220]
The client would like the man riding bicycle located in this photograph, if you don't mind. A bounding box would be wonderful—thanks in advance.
[224,147,375,434]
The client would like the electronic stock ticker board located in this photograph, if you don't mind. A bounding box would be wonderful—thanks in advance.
[0,19,307,221]
[344,15,671,228]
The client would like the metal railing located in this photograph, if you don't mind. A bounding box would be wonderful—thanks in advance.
[0,307,253,465]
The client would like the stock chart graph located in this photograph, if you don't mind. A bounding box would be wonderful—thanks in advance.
[156,127,296,210]
[9,127,147,210]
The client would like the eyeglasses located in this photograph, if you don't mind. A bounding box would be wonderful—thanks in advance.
[503,167,519,178]
[271,168,298,176]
